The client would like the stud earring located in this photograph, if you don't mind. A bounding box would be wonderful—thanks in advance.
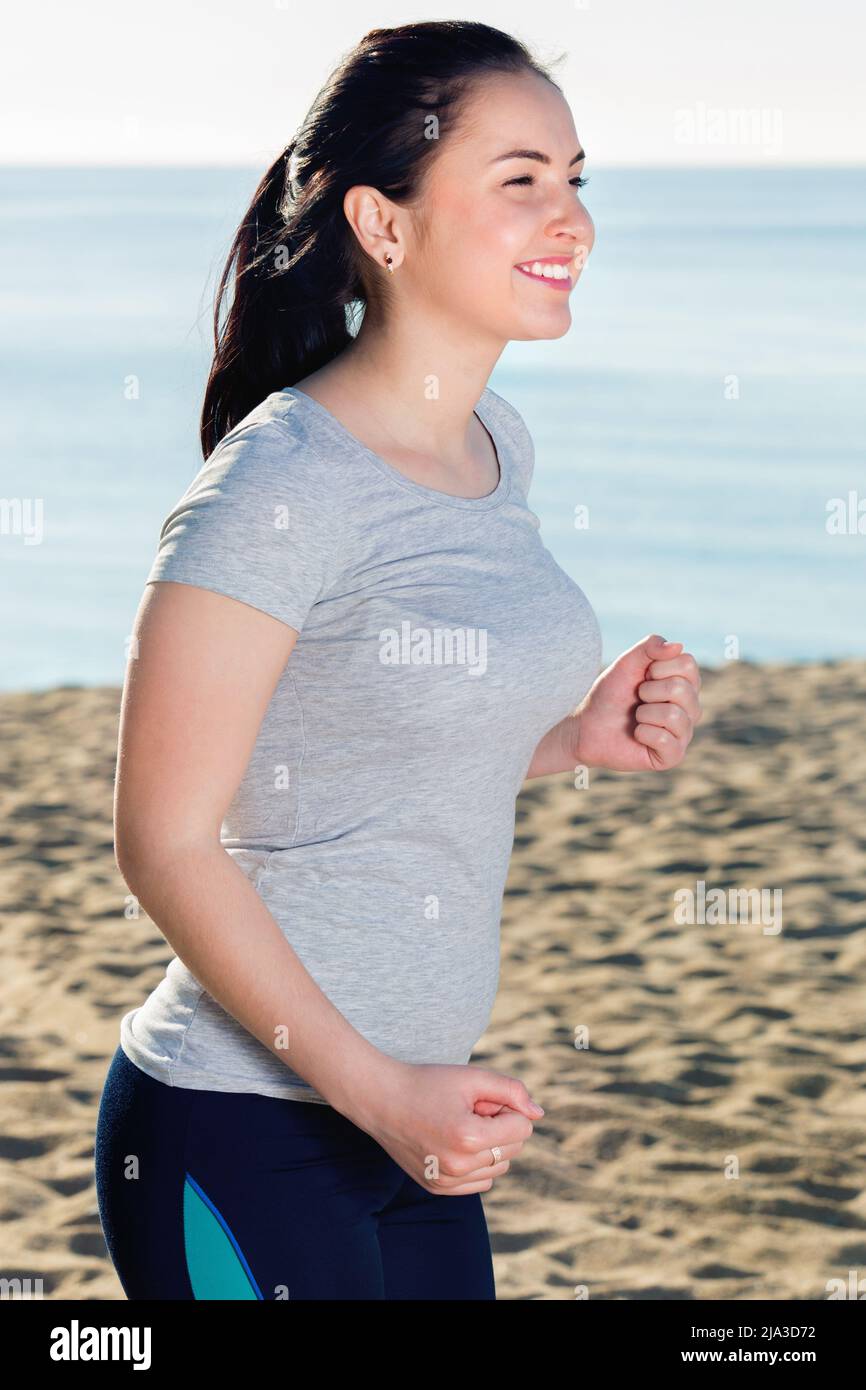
[385,254,394,273]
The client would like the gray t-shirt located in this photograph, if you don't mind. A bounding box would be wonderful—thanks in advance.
[120,384,603,1102]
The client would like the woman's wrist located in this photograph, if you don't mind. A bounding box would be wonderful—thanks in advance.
[317,1041,408,1131]
[524,712,581,779]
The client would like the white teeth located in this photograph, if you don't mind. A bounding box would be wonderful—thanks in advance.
[517,261,570,280]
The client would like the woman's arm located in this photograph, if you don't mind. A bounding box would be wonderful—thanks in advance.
[114,579,403,1131]
[523,711,585,779]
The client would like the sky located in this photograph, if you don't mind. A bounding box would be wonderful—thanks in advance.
[3,0,865,167]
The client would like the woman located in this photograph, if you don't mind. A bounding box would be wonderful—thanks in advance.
[95,20,702,1301]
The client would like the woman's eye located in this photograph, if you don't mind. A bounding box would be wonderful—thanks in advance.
[504,175,589,189]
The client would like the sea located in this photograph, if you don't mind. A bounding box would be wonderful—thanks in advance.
[1,165,864,691]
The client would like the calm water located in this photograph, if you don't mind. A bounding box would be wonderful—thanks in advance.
[1,166,864,691]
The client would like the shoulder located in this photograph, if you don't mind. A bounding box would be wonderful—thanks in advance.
[154,388,359,564]
[200,391,347,503]
[479,385,535,494]
[147,391,352,633]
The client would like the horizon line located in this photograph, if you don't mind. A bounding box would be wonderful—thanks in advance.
[2,160,865,172]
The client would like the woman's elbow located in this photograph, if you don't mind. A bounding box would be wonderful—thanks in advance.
[113,808,216,893]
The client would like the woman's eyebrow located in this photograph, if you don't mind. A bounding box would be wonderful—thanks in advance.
[489,147,586,166]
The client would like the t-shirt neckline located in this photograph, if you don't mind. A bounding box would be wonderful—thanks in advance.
[280,385,512,511]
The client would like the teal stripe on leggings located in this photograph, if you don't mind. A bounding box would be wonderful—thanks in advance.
[183,1172,264,1299]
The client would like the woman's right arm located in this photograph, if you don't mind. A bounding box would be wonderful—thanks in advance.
[114,578,403,1128]
[115,578,541,1193]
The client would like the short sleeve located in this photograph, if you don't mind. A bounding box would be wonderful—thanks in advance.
[146,419,341,633]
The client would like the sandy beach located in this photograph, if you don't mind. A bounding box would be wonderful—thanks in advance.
[2,657,864,1300]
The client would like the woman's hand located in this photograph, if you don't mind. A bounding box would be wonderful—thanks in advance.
[354,1061,543,1196]
[569,633,702,773]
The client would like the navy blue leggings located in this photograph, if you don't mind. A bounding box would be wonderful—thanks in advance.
[95,1045,496,1300]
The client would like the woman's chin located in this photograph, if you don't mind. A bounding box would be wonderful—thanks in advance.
[509,306,573,342]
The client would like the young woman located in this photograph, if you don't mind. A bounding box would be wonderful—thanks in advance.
[95,20,702,1301]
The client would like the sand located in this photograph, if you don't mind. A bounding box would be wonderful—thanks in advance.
[1,658,864,1300]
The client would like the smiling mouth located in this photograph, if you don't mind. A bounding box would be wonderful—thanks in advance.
[513,258,576,291]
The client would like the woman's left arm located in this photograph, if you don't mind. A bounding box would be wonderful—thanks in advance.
[524,634,703,779]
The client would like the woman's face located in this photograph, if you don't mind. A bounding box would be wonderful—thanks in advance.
[410,70,595,343]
